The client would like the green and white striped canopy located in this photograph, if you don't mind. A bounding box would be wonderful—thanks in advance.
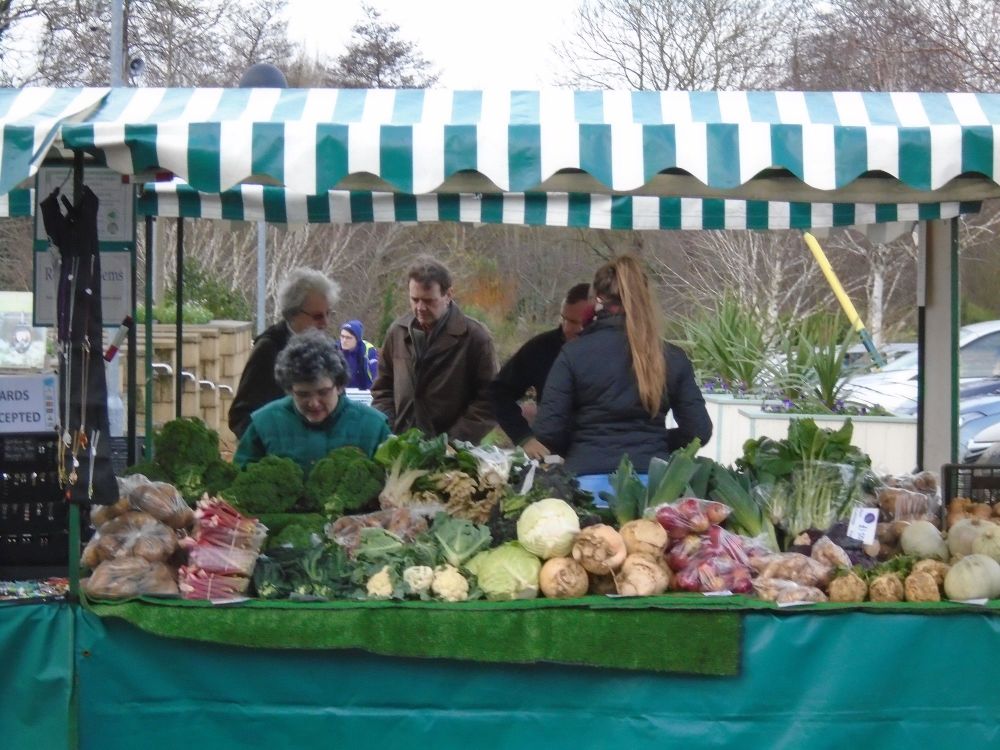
[136,181,980,231]
[0,188,33,218]
[0,88,108,196]
[6,86,1000,221]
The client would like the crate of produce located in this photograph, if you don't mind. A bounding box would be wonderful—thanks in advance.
[941,463,1000,528]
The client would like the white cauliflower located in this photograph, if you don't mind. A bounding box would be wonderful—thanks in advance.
[431,564,470,602]
[403,565,435,596]
[366,565,394,599]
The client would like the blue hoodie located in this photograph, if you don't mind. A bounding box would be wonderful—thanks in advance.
[340,319,379,389]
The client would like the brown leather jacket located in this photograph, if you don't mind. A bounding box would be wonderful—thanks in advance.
[371,304,498,443]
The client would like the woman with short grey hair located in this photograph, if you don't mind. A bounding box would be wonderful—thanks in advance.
[235,330,391,473]
[228,268,341,438]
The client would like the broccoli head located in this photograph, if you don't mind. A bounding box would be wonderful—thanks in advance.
[304,446,385,516]
[202,458,238,496]
[223,455,304,514]
[152,418,220,481]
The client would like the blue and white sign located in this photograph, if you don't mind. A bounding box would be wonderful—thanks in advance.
[0,373,59,434]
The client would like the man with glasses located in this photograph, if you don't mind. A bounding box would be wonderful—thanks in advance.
[228,268,340,439]
[490,283,592,460]
[371,256,498,443]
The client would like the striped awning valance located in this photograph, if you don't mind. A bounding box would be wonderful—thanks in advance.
[136,182,981,230]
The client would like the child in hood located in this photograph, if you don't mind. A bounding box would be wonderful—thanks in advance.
[339,319,379,389]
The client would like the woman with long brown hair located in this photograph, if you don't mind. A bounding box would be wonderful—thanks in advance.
[533,254,711,475]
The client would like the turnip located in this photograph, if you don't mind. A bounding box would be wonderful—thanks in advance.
[615,553,672,596]
[538,557,589,599]
[571,524,627,575]
[619,519,668,557]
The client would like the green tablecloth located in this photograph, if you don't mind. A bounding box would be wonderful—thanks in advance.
[6,599,1000,749]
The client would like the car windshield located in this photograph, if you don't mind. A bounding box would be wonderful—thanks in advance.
[879,350,918,371]
[874,326,1000,376]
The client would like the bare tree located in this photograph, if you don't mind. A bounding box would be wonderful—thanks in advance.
[556,0,802,90]
[0,0,40,85]
[785,0,968,91]
[645,230,830,330]
[27,0,294,86]
[325,4,438,88]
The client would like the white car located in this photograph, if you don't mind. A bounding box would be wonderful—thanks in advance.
[842,320,1000,415]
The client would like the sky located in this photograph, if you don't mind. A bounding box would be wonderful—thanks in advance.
[283,0,580,89]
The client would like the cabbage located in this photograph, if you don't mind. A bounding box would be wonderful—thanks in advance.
[466,543,541,600]
[516,498,580,559]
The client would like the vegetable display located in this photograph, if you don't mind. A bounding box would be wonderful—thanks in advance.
[104,419,1000,609]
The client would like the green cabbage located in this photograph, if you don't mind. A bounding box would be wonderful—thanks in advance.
[466,542,541,601]
[516,497,580,559]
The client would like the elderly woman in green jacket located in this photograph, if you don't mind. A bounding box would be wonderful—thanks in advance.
[234,329,391,475]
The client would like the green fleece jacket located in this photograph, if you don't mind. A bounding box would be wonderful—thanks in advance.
[234,394,390,475]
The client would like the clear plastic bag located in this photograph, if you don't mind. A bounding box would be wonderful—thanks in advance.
[757,461,869,538]
[80,511,178,568]
[750,551,833,589]
[177,497,267,579]
[177,565,251,600]
[326,508,429,555]
[82,557,179,599]
[752,577,827,604]
[128,479,194,529]
[876,472,941,524]
[654,498,731,540]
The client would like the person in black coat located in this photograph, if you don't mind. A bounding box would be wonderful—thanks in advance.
[534,255,712,476]
[228,268,340,438]
[490,283,592,459]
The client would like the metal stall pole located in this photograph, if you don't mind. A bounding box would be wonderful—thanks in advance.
[174,218,184,419]
[144,216,154,459]
[68,150,84,601]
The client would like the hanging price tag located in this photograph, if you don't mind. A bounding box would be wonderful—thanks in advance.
[846,507,880,544]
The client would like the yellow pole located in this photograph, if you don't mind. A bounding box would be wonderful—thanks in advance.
[802,232,885,367]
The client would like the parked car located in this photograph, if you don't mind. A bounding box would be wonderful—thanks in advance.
[841,320,1000,414]
[843,342,917,370]
[959,391,1000,462]
[965,420,1000,463]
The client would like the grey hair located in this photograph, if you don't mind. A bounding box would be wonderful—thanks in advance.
[277,268,340,322]
[274,330,347,391]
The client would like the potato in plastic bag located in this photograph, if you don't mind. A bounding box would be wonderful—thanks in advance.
[80,511,177,567]
[82,557,179,599]
[129,480,194,529]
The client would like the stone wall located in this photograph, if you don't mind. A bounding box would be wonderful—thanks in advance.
[115,321,254,457]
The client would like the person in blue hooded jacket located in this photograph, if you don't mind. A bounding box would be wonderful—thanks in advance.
[339,319,379,389]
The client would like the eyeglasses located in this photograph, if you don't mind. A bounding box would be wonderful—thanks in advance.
[298,308,334,323]
[291,386,336,403]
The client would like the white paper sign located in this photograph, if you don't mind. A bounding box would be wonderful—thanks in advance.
[0,373,59,434]
[32,250,131,327]
[846,507,880,545]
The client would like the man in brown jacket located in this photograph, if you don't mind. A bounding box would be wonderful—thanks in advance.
[371,256,498,443]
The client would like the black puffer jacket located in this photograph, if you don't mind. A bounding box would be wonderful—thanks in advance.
[533,313,712,475]
[228,322,291,438]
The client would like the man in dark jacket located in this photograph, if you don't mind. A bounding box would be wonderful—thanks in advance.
[371,256,498,443]
[490,283,591,459]
[228,268,340,438]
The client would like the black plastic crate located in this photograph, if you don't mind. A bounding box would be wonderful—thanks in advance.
[942,463,1000,511]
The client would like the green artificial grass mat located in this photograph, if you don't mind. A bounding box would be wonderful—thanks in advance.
[86,595,743,676]
[85,592,1000,678]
